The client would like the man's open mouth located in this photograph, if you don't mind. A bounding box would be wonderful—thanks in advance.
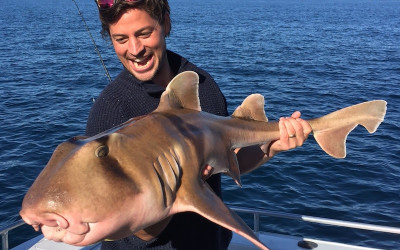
[132,54,153,70]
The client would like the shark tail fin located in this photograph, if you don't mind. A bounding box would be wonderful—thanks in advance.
[310,100,387,158]
[232,94,268,122]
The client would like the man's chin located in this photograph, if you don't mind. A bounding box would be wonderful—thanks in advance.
[127,63,157,82]
[131,71,157,82]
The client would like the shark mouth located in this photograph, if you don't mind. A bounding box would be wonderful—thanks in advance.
[41,224,88,245]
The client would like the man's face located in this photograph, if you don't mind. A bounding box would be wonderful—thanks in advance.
[109,8,170,82]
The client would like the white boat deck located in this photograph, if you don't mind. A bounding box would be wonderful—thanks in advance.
[3,206,398,250]
[10,231,381,250]
[230,232,380,250]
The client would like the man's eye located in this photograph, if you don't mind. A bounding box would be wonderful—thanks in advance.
[138,28,154,38]
[139,32,152,38]
[114,37,127,43]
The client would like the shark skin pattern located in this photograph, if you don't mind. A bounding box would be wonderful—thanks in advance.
[20,71,387,250]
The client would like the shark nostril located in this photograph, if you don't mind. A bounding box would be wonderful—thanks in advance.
[95,145,109,158]
[56,220,68,229]
[40,213,69,230]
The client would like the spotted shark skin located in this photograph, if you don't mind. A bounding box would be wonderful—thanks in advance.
[20,71,387,249]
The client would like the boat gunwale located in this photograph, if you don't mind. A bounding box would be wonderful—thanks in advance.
[2,206,399,250]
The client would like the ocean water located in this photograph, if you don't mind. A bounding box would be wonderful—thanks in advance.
[1,0,399,249]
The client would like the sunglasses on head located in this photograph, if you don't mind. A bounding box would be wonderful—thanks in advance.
[95,0,143,9]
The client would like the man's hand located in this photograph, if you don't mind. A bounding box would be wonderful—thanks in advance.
[262,111,312,158]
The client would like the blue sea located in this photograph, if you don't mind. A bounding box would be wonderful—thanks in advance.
[1,0,399,248]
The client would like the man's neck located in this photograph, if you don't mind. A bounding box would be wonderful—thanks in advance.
[152,54,174,88]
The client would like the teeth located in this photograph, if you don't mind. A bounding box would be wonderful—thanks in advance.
[134,56,151,68]
[135,62,149,67]
[134,57,148,63]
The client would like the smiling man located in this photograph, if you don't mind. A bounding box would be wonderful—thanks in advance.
[109,6,172,85]
[87,0,311,249]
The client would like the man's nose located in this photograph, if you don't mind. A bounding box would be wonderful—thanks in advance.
[128,38,144,57]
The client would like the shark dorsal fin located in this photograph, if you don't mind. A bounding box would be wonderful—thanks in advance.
[232,94,268,122]
[156,71,201,112]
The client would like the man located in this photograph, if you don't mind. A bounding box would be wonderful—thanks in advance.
[87,0,312,249]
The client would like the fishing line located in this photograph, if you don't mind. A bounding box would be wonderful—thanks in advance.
[72,0,112,83]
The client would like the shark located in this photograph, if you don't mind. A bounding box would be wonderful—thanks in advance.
[20,71,387,249]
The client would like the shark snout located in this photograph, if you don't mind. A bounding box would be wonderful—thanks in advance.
[20,209,90,238]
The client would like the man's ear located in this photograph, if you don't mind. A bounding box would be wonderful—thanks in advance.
[163,12,171,37]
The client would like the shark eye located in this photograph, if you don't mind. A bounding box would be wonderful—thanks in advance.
[95,145,109,158]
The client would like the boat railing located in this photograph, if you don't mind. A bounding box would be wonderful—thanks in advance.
[230,206,400,234]
[2,207,400,250]
[1,220,25,250]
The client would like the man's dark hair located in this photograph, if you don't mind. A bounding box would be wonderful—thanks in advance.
[98,0,171,38]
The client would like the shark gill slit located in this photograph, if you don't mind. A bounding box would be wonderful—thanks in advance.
[152,161,170,208]
[153,151,181,208]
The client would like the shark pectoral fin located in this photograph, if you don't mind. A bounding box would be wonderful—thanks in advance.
[176,183,269,250]
[313,124,357,158]
[232,94,268,122]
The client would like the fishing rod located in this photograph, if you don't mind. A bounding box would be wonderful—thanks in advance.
[72,0,112,83]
